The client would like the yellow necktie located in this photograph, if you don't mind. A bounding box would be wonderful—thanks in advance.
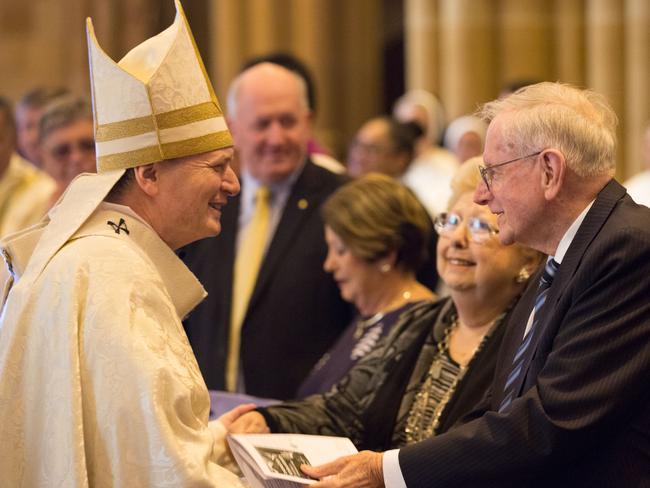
[227,186,271,391]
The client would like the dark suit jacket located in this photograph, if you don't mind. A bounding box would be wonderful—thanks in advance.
[181,160,353,399]
[399,180,650,487]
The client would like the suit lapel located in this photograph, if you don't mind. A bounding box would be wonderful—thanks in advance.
[219,193,240,320]
[514,179,626,394]
[246,161,325,313]
[492,276,539,406]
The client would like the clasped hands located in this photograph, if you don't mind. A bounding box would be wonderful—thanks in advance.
[228,410,385,488]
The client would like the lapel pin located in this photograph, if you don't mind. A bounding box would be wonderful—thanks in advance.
[298,198,308,210]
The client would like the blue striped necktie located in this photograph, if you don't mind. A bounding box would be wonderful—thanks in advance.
[499,258,560,412]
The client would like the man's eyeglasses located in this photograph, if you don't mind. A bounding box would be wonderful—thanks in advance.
[478,150,542,191]
[434,212,499,244]
[47,138,95,161]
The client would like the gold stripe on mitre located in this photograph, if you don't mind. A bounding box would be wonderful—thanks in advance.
[97,145,164,172]
[156,101,222,130]
[97,129,232,172]
[161,130,233,160]
[95,102,223,142]
[95,115,156,142]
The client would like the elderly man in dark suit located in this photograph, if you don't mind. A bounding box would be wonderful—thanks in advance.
[302,82,650,486]
[181,62,352,400]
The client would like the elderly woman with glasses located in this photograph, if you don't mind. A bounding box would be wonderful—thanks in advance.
[229,156,543,450]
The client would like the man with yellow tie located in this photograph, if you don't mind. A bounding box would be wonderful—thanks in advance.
[182,62,352,400]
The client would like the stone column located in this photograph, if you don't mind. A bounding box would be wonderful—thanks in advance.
[586,0,625,175]
[404,0,438,94]
[209,0,247,104]
[336,0,383,156]
[553,0,585,86]
[624,0,650,178]
[289,0,337,151]
[246,0,279,56]
[498,0,553,87]
[438,0,495,120]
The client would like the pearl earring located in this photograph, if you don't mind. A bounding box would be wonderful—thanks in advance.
[515,268,530,283]
[380,263,391,273]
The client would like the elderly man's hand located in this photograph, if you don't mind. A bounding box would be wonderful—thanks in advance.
[228,411,271,434]
[301,451,385,488]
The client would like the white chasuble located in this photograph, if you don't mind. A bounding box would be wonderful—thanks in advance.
[0,204,244,487]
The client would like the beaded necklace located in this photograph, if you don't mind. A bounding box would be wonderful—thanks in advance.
[404,315,496,443]
[353,312,385,340]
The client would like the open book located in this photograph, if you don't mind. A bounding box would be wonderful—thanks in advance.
[227,434,358,488]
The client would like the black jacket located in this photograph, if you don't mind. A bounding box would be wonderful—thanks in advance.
[181,160,352,399]
[400,180,650,487]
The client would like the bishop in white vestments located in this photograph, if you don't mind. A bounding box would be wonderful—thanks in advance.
[0,2,249,486]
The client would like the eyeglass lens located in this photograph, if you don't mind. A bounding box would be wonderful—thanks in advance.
[435,213,497,242]
[51,138,95,159]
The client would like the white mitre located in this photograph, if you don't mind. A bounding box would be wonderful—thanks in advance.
[87,0,232,171]
[1,0,231,291]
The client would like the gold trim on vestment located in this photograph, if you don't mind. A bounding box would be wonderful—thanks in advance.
[95,115,156,142]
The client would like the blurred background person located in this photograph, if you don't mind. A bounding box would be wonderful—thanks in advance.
[230,157,542,450]
[393,89,459,217]
[443,115,487,164]
[14,86,69,168]
[296,173,436,398]
[241,52,345,175]
[624,122,650,207]
[0,96,55,238]
[182,62,352,401]
[345,116,439,290]
[393,89,446,156]
[347,116,421,180]
[39,95,96,204]
[347,115,447,219]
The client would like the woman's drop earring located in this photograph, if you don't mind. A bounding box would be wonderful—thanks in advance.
[515,268,531,283]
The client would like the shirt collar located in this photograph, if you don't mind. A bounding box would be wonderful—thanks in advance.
[240,159,305,203]
[553,199,594,263]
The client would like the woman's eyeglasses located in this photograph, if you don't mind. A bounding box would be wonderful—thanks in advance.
[434,212,499,244]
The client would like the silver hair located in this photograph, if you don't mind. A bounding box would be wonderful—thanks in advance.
[479,82,618,178]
